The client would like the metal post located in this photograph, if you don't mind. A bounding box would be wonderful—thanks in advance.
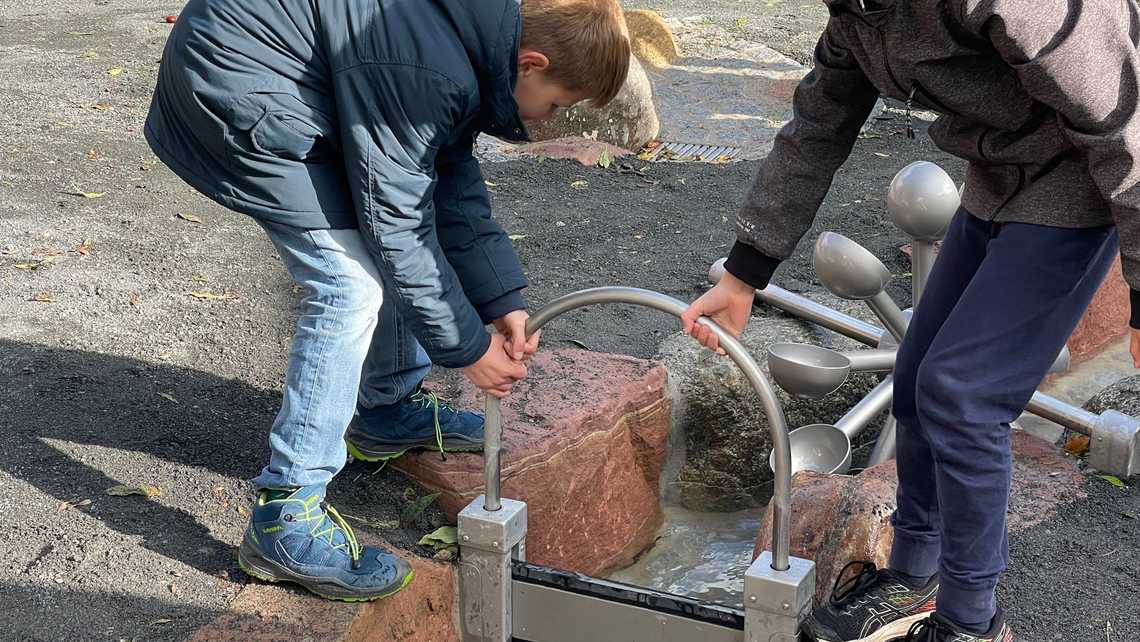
[483,397,503,512]
[744,553,816,642]
[868,414,897,465]
[459,497,527,642]
[911,240,937,306]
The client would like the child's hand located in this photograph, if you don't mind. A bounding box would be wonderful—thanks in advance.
[492,310,541,362]
[680,271,756,355]
[464,333,528,398]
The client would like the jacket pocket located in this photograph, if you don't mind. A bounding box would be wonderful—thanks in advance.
[223,90,334,162]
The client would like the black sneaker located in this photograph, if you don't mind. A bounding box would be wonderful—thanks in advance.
[803,561,939,642]
[899,611,1013,641]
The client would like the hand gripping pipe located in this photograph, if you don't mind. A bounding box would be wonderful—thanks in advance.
[480,287,796,571]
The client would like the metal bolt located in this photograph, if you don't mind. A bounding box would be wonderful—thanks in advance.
[493,540,500,548]
[463,535,470,542]
[782,602,791,611]
[748,595,757,603]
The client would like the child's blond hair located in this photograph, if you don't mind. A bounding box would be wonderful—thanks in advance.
[520,0,631,107]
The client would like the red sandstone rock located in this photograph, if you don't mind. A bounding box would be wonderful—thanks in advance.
[191,552,458,642]
[506,137,632,167]
[755,431,1084,606]
[395,349,672,576]
[1067,256,1129,364]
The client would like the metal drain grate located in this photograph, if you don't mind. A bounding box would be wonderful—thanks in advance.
[637,141,744,163]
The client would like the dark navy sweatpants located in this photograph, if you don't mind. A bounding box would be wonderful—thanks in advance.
[888,209,1118,628]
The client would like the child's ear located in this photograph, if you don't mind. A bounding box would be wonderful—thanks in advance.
[517,50,550,76]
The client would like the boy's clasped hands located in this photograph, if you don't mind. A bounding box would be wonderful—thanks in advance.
[463,310,541,398]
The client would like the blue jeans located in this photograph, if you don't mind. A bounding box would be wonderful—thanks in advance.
[889,209,1118,627]
[252,220,431,490]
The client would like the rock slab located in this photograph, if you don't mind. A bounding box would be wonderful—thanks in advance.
[395,349,672,576]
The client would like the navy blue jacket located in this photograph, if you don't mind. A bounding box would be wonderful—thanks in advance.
[145,0,530,367]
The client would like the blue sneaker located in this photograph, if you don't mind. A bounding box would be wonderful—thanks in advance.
[345,387,484,462]
[237,486,414,601]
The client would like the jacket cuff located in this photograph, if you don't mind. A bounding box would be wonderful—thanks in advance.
[1131,289,1140,329]
[724,241,782,291]
[475,288,526,325]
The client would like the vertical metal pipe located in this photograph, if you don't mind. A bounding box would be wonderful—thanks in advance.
[483,396,503,512]
[868,414,898,465]
[911,240,936,306]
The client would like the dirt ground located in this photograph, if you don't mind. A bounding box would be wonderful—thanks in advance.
[1,0,1137,640]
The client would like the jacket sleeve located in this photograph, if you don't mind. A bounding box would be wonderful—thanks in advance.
[963,0,1140,327]
[727,18,880,290]
[434,139,528,324]
[333,63,491,368]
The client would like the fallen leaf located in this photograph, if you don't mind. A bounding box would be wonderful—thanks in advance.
[168,583,178,594]
[86,149,100,161]
[82,48,98,59]
[30,292,58,303]
[106,484,162,497]
[68,31,96,36]
[191,274,210,284]
[643,140,662,150]
[188,291,239,302]
[873,152,891,158]
[62,190,105,199]
[13,262,40,270]
[108,66,124,77]
[1123,512,1137,520]
[508,234,526,241]
[1064,434,1091,457]
[433,547,457,561]
[484,180,499,188]
[597,149,612,169]
[1100,475,1126,488]
[400,492,440,528]
[157,391,179,404]
[555,221,566,227]
[91,102,113,111]
[236,505,250,518]
[733,16,749,28]
[57,498,93,512]
[151,619,172,625]
[567,339,592,351]
[570,180,588,189]
[130,293,141,306]
[418,526,459,551]
[177,213,203,224]
[74,239,93,255]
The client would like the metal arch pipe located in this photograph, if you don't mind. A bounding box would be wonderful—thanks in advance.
[480,287,795,572]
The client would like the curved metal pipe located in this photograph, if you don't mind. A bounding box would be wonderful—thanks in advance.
[482,287,795,571]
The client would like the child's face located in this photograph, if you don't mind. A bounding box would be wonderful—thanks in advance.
[514,50,590,121]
